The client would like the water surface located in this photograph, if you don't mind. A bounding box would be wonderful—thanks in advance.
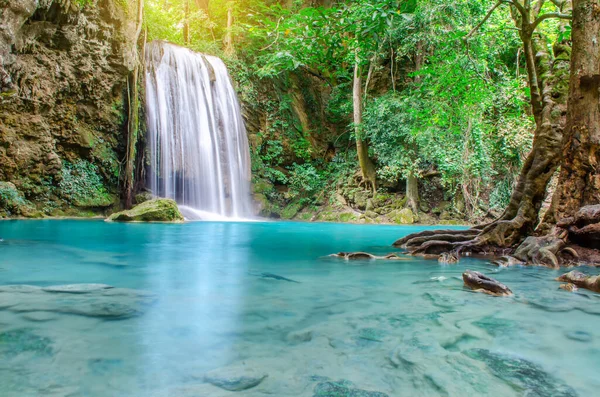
[0,220,599,396]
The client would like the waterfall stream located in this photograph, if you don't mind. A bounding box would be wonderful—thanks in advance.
[145,41,253,220]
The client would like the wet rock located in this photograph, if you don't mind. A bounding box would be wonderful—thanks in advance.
[464,349,577,397]
[107,199,184,222]
[438,252,458,264]
[0,328,53,358]
[556,271,600,293]
[565,330,592,342]
[313,380,389,397]
[462,270,512,296]
[204,366,267,391]
[42,284,113,294]
[559,283,578,292]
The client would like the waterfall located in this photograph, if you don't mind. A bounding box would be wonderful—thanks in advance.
[145,41,253,220]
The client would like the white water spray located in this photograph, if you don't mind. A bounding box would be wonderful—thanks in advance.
[145,41,253,220]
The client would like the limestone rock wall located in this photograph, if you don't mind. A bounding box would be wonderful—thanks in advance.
[0,0,137,217]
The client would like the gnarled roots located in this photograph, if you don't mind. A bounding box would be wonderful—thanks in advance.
[393,220,580,268]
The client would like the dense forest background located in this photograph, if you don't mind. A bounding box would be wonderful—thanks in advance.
[141,0,549,224]
[1,0,596,241]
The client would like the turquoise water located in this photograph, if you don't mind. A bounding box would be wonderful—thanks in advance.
[0,220,599,396]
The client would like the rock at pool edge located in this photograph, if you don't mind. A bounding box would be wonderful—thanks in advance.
[107,199,184,223]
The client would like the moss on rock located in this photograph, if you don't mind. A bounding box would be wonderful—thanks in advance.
[107,199,184,222]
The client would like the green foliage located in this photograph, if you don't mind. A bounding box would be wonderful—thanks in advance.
[142,0,543,220]
[0,182,27,216]
[59,160,113,207]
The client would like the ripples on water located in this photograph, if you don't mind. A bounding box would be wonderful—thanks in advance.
[0,220,599,396]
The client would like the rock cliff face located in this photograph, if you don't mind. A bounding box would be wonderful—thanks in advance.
[0,0,137,217]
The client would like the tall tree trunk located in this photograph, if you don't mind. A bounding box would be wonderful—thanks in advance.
[183,0,190,44]
[123,0,144,208]
[353,61,377,192]
[406,172,419,214]
[224,6,234,55]
[546,0,600,224]
[395,3,573,257]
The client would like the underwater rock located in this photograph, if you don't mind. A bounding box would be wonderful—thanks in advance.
[464,349,577,397]
[204,366,267,391]
[250,272,300,283]
[0,284,155,319]
[22,312,58,322]
[564,330,592,342]
[313,380,389,397]
[0,328,53,358]
[462,270,513,296]
[42,284,113,294]
[358,328,386,342]
[556,271,600,293]
[107,199,184,222]
[286,330,313,344]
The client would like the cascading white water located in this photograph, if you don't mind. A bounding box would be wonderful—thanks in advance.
[145,41,253,220]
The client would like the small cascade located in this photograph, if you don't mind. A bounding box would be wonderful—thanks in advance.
[145,41,253,220]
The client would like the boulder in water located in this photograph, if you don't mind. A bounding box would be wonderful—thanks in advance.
[204,366,267,391]
[556,270,600,292]
[462,270,512,296]
[107,199,184,222]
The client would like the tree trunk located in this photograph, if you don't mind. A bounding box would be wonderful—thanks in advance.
[406,172,419,214]
[395,6,573,257]
[224,6,234,55]
[353,61,377,192]
[545,0,600,224]
[183,0,190,45]
[123,0,144,208]
[195,0,209,10]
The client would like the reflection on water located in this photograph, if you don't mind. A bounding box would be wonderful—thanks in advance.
[0,220,599,396]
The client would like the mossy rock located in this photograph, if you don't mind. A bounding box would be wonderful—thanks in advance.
[135,191,154,204]
[281,201,303,220]
[107,199,184,223]
[389,208,415,224]
[0,181,37,218]
[338,212,358,222]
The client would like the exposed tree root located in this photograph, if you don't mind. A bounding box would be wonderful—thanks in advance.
[556,271,600,293]
[330,252,410,261]
[462,270,513,296]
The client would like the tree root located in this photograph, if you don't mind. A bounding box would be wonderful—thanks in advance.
[462,270,513,296]
[556,270,600,293]
[330,252,410,260]
[394,220,585,267]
